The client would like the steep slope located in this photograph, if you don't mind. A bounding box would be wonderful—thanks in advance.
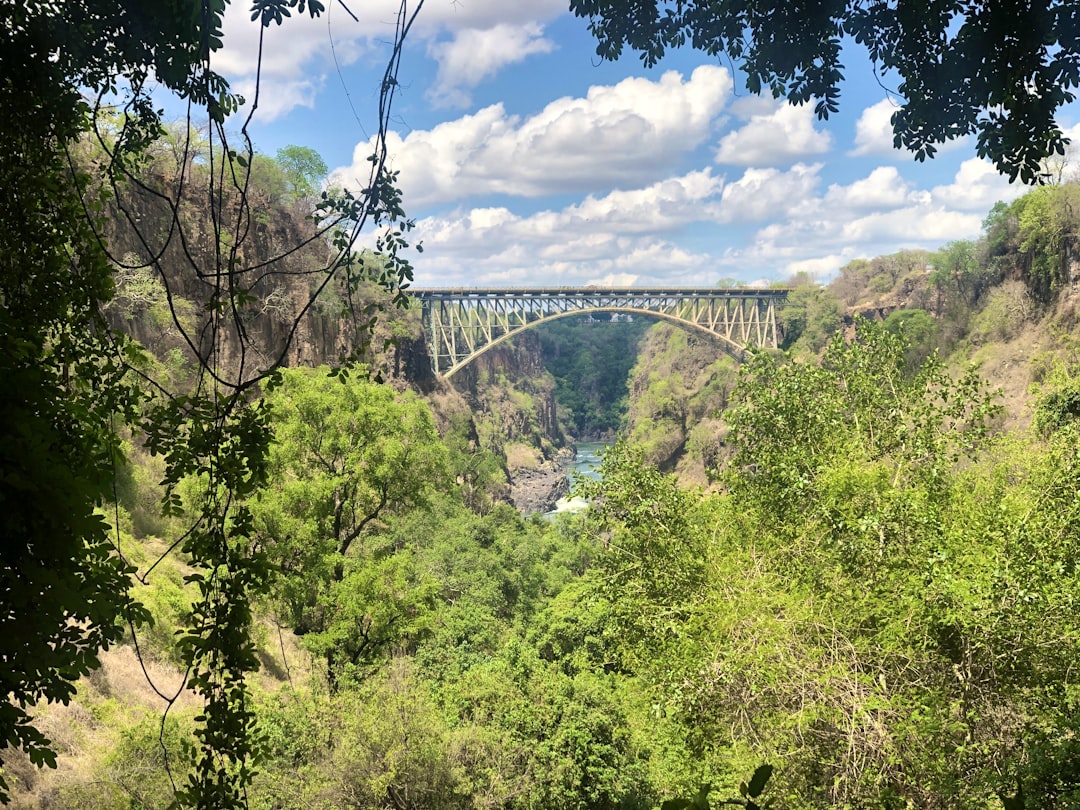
[623,323,740,484]
[624,181,1080,481]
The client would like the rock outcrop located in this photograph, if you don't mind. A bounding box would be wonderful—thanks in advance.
[509,459,570,515]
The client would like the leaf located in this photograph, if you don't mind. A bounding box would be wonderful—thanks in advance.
[746,764,773,798]
[1000,781,1025,810]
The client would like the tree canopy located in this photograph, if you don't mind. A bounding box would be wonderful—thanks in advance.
[1,0,423,805]
[569,0,1080,183]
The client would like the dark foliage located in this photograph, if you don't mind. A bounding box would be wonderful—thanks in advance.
[569,0,1080,182]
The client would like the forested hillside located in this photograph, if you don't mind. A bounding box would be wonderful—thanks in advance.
[623,181,1080,481]
[11,166,1080,808]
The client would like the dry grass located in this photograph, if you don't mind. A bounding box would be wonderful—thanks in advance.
[504,441,541,471]
[963,323,1042,433]
[5,611,313,808]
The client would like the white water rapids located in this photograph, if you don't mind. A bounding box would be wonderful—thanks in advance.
[546,441,610,516]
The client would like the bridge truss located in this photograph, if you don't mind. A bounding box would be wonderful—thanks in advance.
[411,287,788,378]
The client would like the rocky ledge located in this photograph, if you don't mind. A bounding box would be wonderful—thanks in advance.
[509,451,573,515]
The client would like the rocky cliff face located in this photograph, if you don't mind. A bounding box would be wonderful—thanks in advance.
[451,331,565,452]
[448,332,568,513]
[623,323,739,484]
[103,172,569,509]
[101,171,430,384]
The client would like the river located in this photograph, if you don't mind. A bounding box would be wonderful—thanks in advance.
[546,440,610,516]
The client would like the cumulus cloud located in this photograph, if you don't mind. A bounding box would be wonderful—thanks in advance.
[587,273,639,286]
[330,66,734,206]
[849,97,973,160]
[562,170,726,232]
[408,230,715,288]
[823,166,912,210]
[715,163,823,222]
[399,167,733,286]
[397,153,1019,287]
[850,99,900,157]
[735,159,1013,278]
[229,76,322,121]
[784,253,861,281]
[428,23,555,107]
[210,0,568,120]
[930,158,1025,211]
[415,169,724,258]
[839,206,982,244]
[714,103,831,166]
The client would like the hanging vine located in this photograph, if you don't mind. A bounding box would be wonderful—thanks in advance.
[2,1,425,806]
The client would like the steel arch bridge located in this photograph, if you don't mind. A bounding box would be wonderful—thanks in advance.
[410,287,788,378]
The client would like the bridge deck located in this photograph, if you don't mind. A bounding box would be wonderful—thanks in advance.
[411,286,792,298]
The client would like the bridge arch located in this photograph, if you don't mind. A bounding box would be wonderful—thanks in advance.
[445,307,746,379]
[411,287,788,379]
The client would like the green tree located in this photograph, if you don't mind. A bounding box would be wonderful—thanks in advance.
[247,153,289,203]
[577,442,708,668]
[778,282,842,354]
[1013,184,1080,303]
[0,0,226,797]
[725,319,1001,535]
[2,0,424,803]
[677,321,1078,804]
[882,307,939,370]
[276,144,329,200]
[930,239,1002,309]
[255,368,450,682]
[569,0,1079,182]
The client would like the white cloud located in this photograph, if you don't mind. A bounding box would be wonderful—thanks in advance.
[839,206,982,244]
[849,97,973,160]
[715,163,823,222]
[708,158,1017,279]
[587,273,639,286]
[714,103,831,166]
[850,98,900,157]
[785,252,859,281]
[415,169,724,257]
[330,66,734,206]
[230,76,322,121]
[405,0,568,34]
[823,166,911,210]
[409,236,715,287]
[398,155,1015,287]
[211,0,568,120]
[563,170,725,232]
[428,23,555,107]
[930,158,1025,211]
[400,167,732,286]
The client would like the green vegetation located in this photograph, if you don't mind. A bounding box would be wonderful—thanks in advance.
[777,276,843,354]
[8,0,1080,805]
[16,113,1080,804]
[538,315,652,438]
[623,173,1080,476]
[21,289,1080,806]
[255,368,450,684]
[2,1,420,805]
[575,322,1080,807]
[620,324,739,478]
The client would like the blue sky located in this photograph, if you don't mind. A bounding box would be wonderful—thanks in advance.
[205,0,1080,288]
